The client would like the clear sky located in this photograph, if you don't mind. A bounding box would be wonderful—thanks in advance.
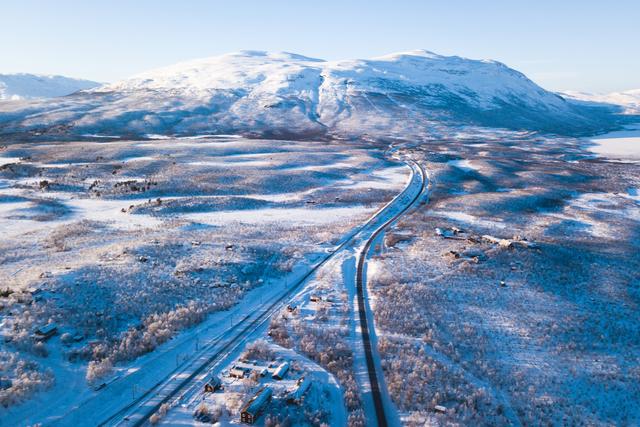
[1,0,638,93]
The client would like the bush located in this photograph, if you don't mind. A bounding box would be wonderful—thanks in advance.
[0,351,54,408]
[242,339,274,361]
[86,358,113,384]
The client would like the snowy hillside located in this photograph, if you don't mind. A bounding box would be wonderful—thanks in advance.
[562,89,640,114]
[0,73,100,100]
[0,51,621,139]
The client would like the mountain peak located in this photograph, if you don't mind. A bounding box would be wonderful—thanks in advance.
[0,50,621,139]
[373,49,442,60]
[224,50,325,62]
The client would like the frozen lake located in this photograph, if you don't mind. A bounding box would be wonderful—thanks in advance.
[589,127,640,160]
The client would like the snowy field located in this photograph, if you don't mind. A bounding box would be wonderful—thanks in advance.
[367,133,640,425]
[0,136,409,425]
[588,126,640,161]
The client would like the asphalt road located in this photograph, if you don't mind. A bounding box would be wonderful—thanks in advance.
[355,161,427,427]
[96,158,427,427]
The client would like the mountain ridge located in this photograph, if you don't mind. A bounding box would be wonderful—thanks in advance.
[0,73,101,100]
[0,50,629,140]
[562,89,640,115]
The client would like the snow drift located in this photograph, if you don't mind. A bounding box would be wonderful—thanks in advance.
[0,51,625,139]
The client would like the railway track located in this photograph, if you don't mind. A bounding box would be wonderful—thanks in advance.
[90,156,426,427]
[355,160,428,427]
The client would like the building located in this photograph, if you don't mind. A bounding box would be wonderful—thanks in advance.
[272,361,289,380]
[435,405,447,414]
[240,386,272,424]
[287,376,311,404]
[229,366,248,379]
[204,373,221,392]
[34,323,57,341]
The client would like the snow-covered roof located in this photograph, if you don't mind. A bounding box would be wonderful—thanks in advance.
[241,386,272,415]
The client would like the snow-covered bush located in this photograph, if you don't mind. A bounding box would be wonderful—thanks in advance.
[86,358,113,384]
[242,339,274,361]
[0,351,54,408]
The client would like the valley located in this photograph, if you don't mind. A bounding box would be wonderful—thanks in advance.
[0,46,638,427]
[0,136,410,425]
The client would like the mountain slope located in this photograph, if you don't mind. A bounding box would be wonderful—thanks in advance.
[0,51,622,139]
[562,89,640,115]
[0,73,100,100]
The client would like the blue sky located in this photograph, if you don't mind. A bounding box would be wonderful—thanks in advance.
[1,0,638,92]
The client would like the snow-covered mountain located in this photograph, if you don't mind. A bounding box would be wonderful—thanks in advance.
[0,51,623,139]
[0,73,100,100]
[562,89,640,115]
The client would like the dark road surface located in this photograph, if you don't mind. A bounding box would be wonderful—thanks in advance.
[356,161,427,427]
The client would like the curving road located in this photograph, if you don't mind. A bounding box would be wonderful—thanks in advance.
[355,160,428,427]
[86,157,428,427]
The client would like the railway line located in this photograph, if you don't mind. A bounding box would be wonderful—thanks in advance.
[85,155,428,427]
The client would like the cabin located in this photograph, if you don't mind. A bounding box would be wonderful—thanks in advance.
[434,405,447,414]
[436,227,465,239]
[229,366,248,379]
[240,386,272,424]
[272,361,289,380]
[287,376,311,404]
[204,373,222,393]
[34,323,57,341]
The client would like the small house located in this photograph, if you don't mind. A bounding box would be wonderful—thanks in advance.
[34,323,57,341]
[436,227,465,239]
[272,361,289,380]
[204,373,222,392]
[435,405,447,414]
[240,386,272,424]
[229,367,247,379]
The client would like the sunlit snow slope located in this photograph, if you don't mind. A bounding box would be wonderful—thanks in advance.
[0,51,624,139]
[563,89,640,115]
[0,73,100,100]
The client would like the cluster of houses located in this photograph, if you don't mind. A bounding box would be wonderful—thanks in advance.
[435,226,539,250]
[238,373,312,424]
[202,357,313,425]
[227,360,290,382]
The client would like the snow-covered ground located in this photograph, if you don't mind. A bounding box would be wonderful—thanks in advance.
[0,136,410,425]
[588,126,640,160]
[364,134,640,425]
